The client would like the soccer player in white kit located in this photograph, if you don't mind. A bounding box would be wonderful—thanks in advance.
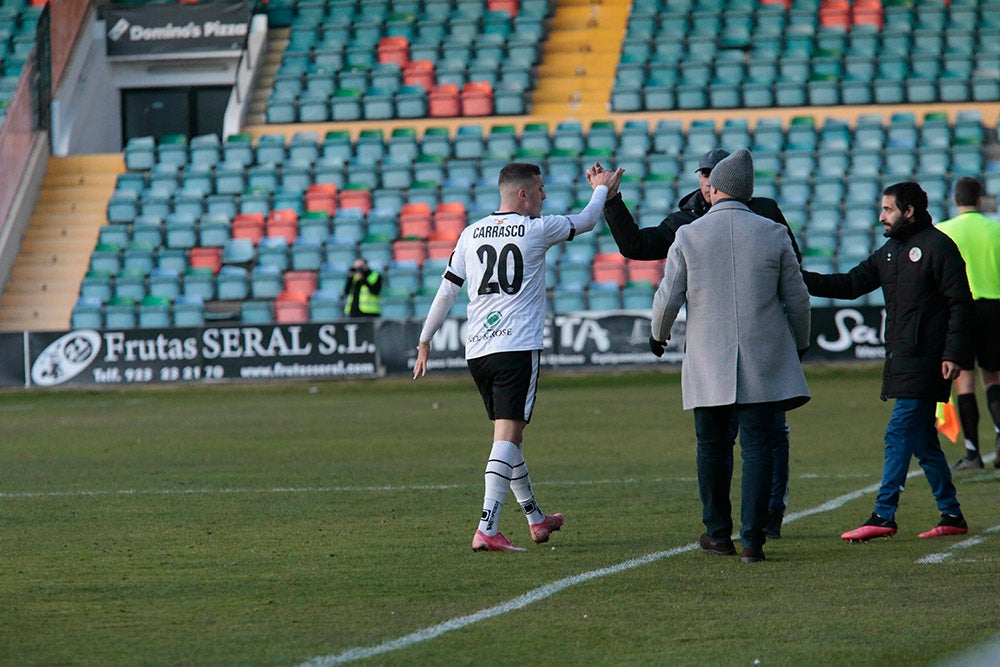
[413,162,624,551]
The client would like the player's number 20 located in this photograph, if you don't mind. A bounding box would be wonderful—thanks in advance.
[476,243,524,295]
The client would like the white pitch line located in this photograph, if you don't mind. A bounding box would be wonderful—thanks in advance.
[916,523,1000,564]
[916,537,987,564]
[0,478,662,500]
[295,468,943,667]
[0,472,897,501]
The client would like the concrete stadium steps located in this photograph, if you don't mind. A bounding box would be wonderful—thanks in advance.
[530,0,631,117]
[247,27,289,127]
[0,154,123,332]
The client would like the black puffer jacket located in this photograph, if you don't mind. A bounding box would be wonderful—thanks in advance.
[802,220,973,401]
[603,190,802,262]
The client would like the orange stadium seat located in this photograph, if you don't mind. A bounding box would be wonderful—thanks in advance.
[377,36,410,66]
[231,213,265,244]
[274,290,310,323]
[398,202,433,238]
[189,247,222,274]
[461,81,494,116]
[339,185,372,214]
[393,238,428,264]
[626,259,665,287]
[591,253,627,287]
[283,270,318,297]
[402,60,435,91]
[428,83,460,117]
[305,183,337,216]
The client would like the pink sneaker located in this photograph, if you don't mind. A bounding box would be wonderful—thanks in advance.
[841,524,897,542]
[529,513,564,544]
[918,514,968,538]
[472,530,525,552]
[841,513,897,542]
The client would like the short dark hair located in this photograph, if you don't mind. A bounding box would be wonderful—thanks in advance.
[883,181,930,223]
[498,162,541,189]
[953,176,983,207]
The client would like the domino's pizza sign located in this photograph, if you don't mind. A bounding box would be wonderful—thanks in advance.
[105,1,251,56]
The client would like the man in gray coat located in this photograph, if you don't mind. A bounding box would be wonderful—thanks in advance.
[650,149,811,563]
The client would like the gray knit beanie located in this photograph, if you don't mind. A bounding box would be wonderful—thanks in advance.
[709,148,754,201]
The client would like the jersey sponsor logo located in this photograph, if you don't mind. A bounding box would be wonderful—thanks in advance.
[484,310,503,329]
[909,247,922,262]
[467,328,513,344]
[472,223,526,239]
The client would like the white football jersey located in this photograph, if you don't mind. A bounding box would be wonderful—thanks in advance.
[445,211,578,359]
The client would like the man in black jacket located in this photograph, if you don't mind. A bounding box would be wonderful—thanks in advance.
[586,149,800,539]
[590,148,801,262]
[802,181,974,542]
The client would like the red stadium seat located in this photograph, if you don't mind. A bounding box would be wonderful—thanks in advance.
[231,213,265,244]
[377,36,410,66]
[283,270,318,296]
[428,84,461,117]
[305,183,338,216]
[266,209,299,243]
[393,238,427,264]
[487,0,518,18]
[189,247,222,274]
[275,290,310,323]
[592,253,627,287]
[461,81,494,117]
[626,259,664,287]
[403,60,435,91]
[398,202,433,239]
[339,186,372,214]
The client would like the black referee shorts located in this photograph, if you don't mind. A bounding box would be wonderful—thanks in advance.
[467,350,540,423]
[971,299,1000,371]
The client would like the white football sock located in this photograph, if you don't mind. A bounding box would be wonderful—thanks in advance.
[509,444,545,525]
[478,440,519,535]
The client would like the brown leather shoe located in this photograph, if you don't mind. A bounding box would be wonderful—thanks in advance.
[741,546,766,563]
[699,533,736,556]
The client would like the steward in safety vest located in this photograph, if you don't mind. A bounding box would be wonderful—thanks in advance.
[343,258,382,317]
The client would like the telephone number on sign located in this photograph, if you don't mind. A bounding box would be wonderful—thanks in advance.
[91,366,225,383]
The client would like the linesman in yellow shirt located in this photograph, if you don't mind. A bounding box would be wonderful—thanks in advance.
[937,176,1000,469]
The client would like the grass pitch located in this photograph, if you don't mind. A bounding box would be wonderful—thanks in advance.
[2,364,999,666]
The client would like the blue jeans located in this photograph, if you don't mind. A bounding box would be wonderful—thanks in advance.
[694,403,781,549]
[729,412,790,514]
[875,398,962,521]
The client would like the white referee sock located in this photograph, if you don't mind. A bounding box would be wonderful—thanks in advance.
[478,440,519,536]
[509,444,545,525]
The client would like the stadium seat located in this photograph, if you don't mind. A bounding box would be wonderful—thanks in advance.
[216,265,249,300]
[241,300,274,324]
[148,267,181,300]
[588,282,622,311]
[275,290,310,323]
[257,236,290,271]
[173,294,205,327]
[104,296,137,330]
[291,236,324,271]
[428,83,461,117]
[461,81,494,116]
[138,294,172,329]
[231,213,265,244]
[309,288,344,322]
[379,286,412,319]
[183,266,216,300]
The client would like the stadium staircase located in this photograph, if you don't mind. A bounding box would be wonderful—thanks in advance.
[531,0,631,117]
[246,27,291,127]
[0,155,121,332]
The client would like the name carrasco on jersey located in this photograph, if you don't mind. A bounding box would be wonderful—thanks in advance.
[472,223,526,239]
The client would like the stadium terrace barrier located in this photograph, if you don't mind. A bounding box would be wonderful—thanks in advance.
[0,306,886,389]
